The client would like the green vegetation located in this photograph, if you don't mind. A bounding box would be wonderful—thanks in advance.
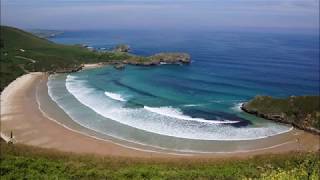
[242,96,320,133]
[0,26,130,91]
[0,26,190,91]
[1,142,319,179]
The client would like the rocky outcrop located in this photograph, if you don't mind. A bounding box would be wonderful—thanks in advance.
[149,53,191,64]
[241,96,320,135]
[114,64,125,70]
[113,44,130,52]
[124,53,191,66]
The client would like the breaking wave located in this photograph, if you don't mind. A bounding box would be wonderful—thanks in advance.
[231,102,243,112]
[144,106,239,124]
[104,91,126,102]
[62,74,292,141]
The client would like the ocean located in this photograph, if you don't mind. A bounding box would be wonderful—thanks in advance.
[47,29,319,152]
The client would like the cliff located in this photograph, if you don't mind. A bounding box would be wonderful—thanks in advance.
[241,96,320,135]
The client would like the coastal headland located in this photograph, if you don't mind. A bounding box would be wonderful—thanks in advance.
[0,26,190,90]
[241,96,320,135]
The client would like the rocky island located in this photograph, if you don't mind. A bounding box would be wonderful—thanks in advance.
[241,96,320,135]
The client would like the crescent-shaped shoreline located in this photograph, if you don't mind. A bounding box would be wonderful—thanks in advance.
[1,72,319,158]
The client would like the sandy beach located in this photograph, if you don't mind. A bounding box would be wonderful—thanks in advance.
[82,63,107,70]
[1,72,319,159]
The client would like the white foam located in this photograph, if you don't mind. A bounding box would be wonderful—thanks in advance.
[144,106,239,124]
[104,91,126,102]
[42,79,296,154]
[231,102,243,112]
[61,74,293,141]
[183,104,199,107]
[183,103,206,107]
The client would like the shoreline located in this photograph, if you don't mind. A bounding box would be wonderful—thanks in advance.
[1,72,319,159]
[82,63,108,70]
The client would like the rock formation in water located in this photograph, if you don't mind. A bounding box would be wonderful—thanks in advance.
[114,63,125,70]
[125,53,191,66]
[113,44,130,52]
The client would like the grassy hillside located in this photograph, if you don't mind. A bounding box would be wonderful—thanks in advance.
[0,26,129,91]
[242,96,320,134]
[0,26,191,91]
[0,142,319,179]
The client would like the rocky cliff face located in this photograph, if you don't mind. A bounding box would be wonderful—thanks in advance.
[241,96,320,135]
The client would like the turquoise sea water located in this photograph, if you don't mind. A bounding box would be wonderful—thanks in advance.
[47,30,319,152]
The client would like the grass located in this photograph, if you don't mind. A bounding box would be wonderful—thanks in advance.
[1,142,319,179]
[0,26,189,91]
[0,26,130,91]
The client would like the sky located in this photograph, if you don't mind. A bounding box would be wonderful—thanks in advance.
[1,0,319,32]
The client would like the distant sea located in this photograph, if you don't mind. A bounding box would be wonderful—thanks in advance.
[47,29,319,152]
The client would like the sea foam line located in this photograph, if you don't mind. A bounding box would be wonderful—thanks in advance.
[42,78,297,155]
[64,74,294,141]
[144,106,239,124]
[40,79,297,155]
[43,78,195,156]
[45,74,299,155]
[231,102,244,112]
[104,91,126,102]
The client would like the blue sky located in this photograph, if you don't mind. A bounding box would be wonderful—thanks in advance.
[1,0,319,31]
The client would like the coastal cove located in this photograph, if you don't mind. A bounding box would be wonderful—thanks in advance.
[1,27,319,156]
[1,0,320,178]
[1,72,319,157]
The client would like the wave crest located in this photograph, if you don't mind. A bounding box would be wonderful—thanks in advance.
[144,106,239,124]
[62,74,293,141]
[104,91,126,102]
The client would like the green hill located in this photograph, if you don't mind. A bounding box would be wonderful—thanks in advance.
[0,26,130,91]
[0,26,191,91]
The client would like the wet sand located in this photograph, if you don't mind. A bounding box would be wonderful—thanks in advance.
[1,72,319,159]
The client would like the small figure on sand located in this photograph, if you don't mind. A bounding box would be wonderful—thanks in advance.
[8,131,14,144]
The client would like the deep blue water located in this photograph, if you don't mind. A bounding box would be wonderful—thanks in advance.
[47,29,319,148]
[52,29,319,97]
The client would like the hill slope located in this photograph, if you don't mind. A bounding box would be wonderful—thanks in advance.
[0,26,127,90]
[0,26,132,90]
[0,26,191,91]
